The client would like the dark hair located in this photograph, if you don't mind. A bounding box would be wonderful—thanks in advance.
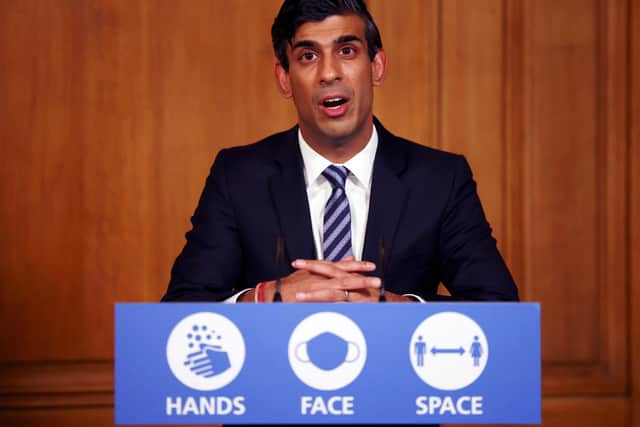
[271,0,383,71]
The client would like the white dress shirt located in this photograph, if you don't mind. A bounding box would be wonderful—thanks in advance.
[298,127,377,261]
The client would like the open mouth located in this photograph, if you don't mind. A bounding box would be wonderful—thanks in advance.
[322,97,348,109]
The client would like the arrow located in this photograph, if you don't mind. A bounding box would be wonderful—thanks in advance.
[430,346,465,356]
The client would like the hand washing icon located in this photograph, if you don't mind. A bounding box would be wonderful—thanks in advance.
[184,343,231,378]
[294,332,361,370]
[182,324,231,378]
[167,312,245,391]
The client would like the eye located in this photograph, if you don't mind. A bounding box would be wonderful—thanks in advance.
[298,51,318,63]
[339,46,357,57]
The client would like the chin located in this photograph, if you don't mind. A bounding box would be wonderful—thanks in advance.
[318,120,358,142]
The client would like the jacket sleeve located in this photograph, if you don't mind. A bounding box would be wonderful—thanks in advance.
[438,155,519,301]
[162,149,243,302]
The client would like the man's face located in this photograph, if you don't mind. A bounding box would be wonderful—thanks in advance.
[275,14,386,148]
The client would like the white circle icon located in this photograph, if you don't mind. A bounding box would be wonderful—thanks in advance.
[166,312,245,391]
[410,312,488,390]
[288,312,367,391]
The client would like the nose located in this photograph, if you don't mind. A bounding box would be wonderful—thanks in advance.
[319,56,341,86]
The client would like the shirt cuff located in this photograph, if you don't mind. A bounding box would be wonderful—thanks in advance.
[403,293,426,303]
[223,288,252,303]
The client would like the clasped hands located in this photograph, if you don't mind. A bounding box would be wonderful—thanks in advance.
[242,256,411,303]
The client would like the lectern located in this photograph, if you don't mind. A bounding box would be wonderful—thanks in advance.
[115,303,540,424]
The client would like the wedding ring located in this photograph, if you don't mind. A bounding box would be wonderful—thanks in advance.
[344,289,349,301]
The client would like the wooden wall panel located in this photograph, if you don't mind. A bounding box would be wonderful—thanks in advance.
[512,0,629,396]
[0,0,637,426]
[544,396,630,427]
[0,0,287,418]
[440,0,506,244]
[0,0,288,362]
[0,0,89,361]
[369,0,439,148]
[0,407,113,427]
[631,0,640,424]
[128,0,293,304]
[504,0,527,299]
[525,0,601,364]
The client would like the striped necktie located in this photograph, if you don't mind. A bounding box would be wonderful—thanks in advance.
[322,165,353,261]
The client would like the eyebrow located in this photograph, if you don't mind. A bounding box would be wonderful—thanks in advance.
[336,35,363,45]
[291,34,364,50]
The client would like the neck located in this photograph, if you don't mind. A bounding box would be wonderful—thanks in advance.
[300,117,374,163]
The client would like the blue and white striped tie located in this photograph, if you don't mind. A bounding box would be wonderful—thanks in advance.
[322,165,353,261]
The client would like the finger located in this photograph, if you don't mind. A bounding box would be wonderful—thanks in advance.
[335,258,377,272]
[292,259,376,276]
[340,275,382,289]
[296,287,349,302]
[296,287,380,303]
[341,289,383,303]
[292,259,350,278]
[299,275,381,302]
[302,275,381,294]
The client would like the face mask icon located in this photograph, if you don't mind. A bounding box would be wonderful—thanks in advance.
[288,312,367,390]
[295,331,360,370]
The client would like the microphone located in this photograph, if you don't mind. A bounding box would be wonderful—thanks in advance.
[379,239,386,302]
[272,237,283,302]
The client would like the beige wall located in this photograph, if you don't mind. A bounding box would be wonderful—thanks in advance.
[0,1,638,426]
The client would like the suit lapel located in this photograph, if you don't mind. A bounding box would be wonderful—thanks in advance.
[363,121,409,272]
[268,128,317,263]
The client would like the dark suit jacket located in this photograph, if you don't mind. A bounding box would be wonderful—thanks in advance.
[162,119,518,302]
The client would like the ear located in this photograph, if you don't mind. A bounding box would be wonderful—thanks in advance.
[371,49,387,87]
[274,63,293,98]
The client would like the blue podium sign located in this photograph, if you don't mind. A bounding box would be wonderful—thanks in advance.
[115,303,540,425]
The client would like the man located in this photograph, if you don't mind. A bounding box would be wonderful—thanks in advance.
[162,0,518,304]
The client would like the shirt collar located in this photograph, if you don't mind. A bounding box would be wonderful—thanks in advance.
[298,125,378,190]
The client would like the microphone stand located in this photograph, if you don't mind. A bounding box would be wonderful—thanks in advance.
[272,237,283,302]
[379,239,386,302]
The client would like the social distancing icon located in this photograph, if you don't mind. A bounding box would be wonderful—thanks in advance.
[410,312,488,391]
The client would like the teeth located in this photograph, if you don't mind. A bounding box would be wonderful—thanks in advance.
[322,97,347,109]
